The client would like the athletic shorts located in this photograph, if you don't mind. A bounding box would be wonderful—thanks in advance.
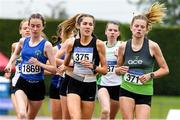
[10,86,16,94]
[119,88,152,106]
[9,80,15,94]
[15,76,45,101]
[68,77,96,101]
[59,74,70,96]
[98,85,120,101]
[49,83,60,99]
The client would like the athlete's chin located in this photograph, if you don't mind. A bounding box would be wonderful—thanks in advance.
[135,34,143,38]
[84,34,91,37]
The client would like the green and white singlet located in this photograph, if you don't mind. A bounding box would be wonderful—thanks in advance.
[97,41,122,86]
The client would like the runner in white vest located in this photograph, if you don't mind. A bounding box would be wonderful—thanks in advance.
[4,19,30,118]
[97,21,122,119]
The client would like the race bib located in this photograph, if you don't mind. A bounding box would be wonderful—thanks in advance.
[107,61,117,73]
[73,47,93,63]
[73,47,94,74]
[21,64,41,74]
[124,69,144,85]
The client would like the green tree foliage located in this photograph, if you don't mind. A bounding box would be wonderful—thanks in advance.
[127,0,180,25]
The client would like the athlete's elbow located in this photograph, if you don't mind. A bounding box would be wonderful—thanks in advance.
[165,67,169,75]
[159,67,169,77]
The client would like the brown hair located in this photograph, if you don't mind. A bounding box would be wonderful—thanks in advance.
[28,13,46,27]
[105,21,120,31]
[60,13,96,42]
[105,21,121,40]
[76,14,95,26]
[131,2,166,31]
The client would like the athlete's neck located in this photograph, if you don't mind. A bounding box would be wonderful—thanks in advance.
[107,40,117,48]
[80,36,93,46]
[132,36,144,45]
[31,36,43,43]
[131,37,144,51]
[29,36,43,47]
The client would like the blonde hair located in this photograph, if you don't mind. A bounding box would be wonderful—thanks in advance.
[51,14,80,44]
[41,32,47,39]
[59,14,80,43]
[19,19,28,31]
[131,2,166,31]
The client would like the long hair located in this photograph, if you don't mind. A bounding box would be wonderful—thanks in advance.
[131,2,166,31]
[60,13,96,41]
[60,14,80,43]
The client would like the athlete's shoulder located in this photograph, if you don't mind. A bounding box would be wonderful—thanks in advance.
[148,39,159,49]
[96,39,104,45]
[19,37,26,42]
[66,37,75,47]
[96,39,105,51]
[11,42,18,48]
[119,40,127,48]
[18,37,28,46]
[116,40,124,46]
[44,40,53,50]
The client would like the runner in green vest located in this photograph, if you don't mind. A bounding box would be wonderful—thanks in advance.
[115,2,169,119]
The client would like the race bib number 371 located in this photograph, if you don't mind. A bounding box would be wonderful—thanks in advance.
[124,69,144,85]
[21,64,41,74]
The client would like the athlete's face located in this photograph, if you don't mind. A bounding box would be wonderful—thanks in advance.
[105,23,120,42]
[130,19,148,38]
[29,18,44,37]
[19,21,30,37]
[79,17,94,37]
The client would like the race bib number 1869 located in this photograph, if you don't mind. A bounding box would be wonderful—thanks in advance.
[21,64,41,74]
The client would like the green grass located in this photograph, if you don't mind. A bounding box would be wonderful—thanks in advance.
[8,96,180,119]
[151,96,180,119]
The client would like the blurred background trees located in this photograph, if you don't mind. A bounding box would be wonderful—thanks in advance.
[127,0,180,25]
[46,0,68,20]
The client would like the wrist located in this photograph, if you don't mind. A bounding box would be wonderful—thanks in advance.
[92,64,97,74]
[38,62,43,68]
[149,72,155,79]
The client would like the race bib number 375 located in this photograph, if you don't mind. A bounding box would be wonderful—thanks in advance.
[73,47,94,74]
[73,47,93,63]
[21,64,41,74]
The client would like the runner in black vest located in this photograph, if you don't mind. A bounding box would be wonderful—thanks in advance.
[57,13,107,119]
